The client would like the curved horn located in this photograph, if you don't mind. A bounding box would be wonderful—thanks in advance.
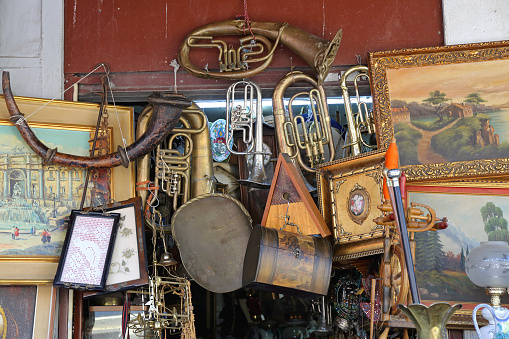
[2,71,191,169]
[179,20,342,85]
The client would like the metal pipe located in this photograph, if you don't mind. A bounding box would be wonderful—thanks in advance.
[385,168,420,304]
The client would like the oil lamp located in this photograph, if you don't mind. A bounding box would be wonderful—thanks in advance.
[465,241,509,338]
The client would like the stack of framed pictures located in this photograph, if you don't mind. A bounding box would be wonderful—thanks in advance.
[367,39,509,323]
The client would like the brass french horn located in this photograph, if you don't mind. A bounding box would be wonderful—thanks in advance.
[179,20,342,85]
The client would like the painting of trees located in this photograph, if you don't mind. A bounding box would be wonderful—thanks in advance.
[422,90,451,121]
[481,202,509,241]
[415,230,445,271]
[464,92,487,111]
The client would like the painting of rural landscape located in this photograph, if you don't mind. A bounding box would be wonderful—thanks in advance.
[408,188,509,307]
[386,58,509,166]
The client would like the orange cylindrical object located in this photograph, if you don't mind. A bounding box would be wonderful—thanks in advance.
[383,138,399,200]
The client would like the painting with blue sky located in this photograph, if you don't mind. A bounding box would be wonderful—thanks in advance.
[0,122,92,256]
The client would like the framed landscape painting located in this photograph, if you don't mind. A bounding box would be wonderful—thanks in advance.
[406,183,509,316]
[369,40,509,181]
[0,95,134,283]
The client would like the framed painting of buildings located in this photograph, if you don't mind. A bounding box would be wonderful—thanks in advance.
[369,40,509,181]
[0,95,134,283]
[405,183,509,316]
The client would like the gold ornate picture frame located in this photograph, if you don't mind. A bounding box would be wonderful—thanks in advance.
[0,95,134,283]
[369,40,509,181]
[316,149,386,259]
[405,183,509,317]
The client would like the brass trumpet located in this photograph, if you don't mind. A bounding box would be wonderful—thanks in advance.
[273,71,335,173]
[179,20,342,85]
[225,80,271,188]
[340,65,377,156]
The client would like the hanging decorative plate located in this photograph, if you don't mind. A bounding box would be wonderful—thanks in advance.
[210,119,233,162]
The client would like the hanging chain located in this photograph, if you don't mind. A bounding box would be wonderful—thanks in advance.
[79,64,112,210]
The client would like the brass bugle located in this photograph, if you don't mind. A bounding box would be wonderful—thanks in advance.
[2,71,190,169]
[340,65,376,156]
[179,20,342,85]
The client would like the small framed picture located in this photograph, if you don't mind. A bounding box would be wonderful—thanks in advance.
[317,149,386,247]
[86,197,149,294]
[53,210,120,290]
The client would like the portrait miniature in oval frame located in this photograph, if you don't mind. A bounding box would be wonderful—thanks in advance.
[347,183,370,225]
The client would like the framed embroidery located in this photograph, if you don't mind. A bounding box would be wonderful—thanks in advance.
[53,210,120,290]
[96,197,148,291]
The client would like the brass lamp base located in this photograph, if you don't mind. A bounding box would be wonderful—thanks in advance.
[398,303,462,339]
[486,287,506,307]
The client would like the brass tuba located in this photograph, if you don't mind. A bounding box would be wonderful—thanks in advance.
[225,80,271,188]
[179,20,342,85]
[136,103,214,211]
[340,65,377,156]
[272,71,335,173]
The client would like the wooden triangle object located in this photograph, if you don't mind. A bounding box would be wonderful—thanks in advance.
[261,153,331,237]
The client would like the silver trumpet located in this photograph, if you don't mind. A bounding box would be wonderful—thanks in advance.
[225,80,272,189]
[340,65,377,156]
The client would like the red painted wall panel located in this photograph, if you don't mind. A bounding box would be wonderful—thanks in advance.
[64,0,443,74]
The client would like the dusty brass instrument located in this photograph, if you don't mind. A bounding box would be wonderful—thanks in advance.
[340,65,377,156]
[225,80,271,188]
[272,71,335,173]
[136,103,214,210]
[179,20,342,85]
